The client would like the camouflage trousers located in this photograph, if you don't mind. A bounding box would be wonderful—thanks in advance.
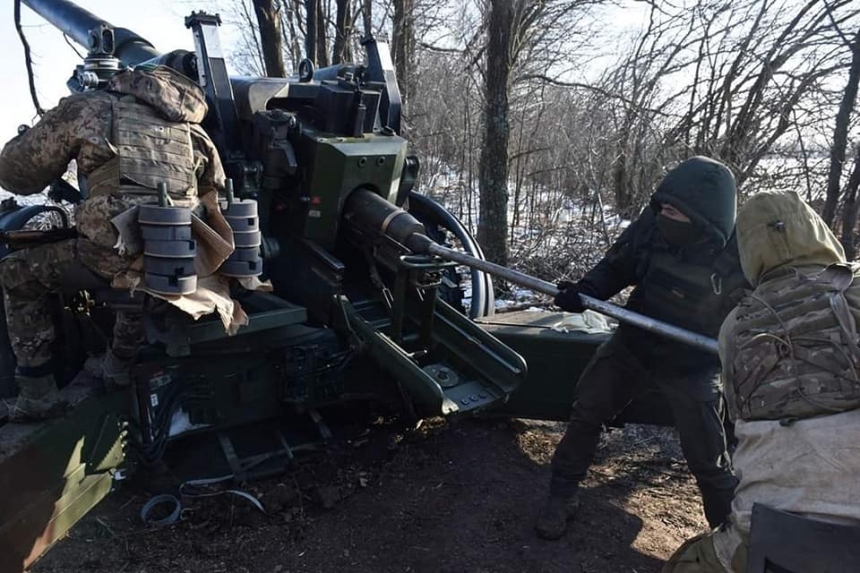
[663,526,745,573]
[0,238,143,370]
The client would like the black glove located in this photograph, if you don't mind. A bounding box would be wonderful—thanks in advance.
[554,280,585,313]
[48,179,83,205]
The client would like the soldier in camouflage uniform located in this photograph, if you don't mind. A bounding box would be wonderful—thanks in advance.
[539,157,748,540]
[664,191,860,572]
[0,65,225,422]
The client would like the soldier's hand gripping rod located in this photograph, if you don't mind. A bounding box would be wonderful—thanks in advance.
[412,237,720,356]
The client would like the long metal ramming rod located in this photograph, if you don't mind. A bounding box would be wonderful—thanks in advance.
[423,242,720,355]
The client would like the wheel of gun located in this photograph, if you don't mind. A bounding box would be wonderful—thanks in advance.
[139,191,198,295]
[219,194,263,277]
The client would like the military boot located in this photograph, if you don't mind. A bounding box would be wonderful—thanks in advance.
[9,374,67,423]
[84,350,133,391]
[535,491,581,540]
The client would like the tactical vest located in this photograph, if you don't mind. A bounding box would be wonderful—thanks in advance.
[87,95,197,201]
[628,234,747,339]
[728,264,860,421]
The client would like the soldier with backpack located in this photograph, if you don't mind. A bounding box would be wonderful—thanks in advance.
[664,190,860,572]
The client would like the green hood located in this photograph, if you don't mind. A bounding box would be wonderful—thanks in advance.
[736,190,844,287]
[650,156,737,248]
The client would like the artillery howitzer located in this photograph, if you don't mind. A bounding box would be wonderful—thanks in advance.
[0,1,716,570]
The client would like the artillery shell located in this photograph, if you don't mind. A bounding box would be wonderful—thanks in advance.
[144,239,197,258]
[138,205,193,225]
[225,215,259,233]
[141,225,192,241]
[144,256,196,277]
[219,257,263,277]
[227,247,260,262]
[220,199,258,218]
[233,231,261,248]
[144,273,197,295]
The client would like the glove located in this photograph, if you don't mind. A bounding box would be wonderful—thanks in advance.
[554,281,585,313]
[48,179,84,205]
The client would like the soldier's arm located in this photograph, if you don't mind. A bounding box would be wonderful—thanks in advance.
[717,307,739,408]
[189,124,226,197]
[0,94,102,195]
[574,212,646,300]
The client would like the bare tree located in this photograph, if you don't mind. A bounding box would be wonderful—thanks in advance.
[361,0,373,37]
[477,0,515,266]
[252,0,288,77]
[305,0,330,66]
[392,0,415,110]
[333,0,353,63]
[280,0,306,71]
[226,0,860,272]
[823,26,860,225]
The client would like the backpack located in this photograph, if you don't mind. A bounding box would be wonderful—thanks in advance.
[729,263,860,421]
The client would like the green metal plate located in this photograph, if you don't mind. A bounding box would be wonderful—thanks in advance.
[0,387,127,573]
[478,310,676,426]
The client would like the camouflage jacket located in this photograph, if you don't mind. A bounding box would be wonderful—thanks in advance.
[0,66,225,278]
[720,190,860,422]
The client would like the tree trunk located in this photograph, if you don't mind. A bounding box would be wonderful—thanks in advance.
[333,0,352,64]
[840,145,860,260]
[305,0,318,63]
[823,28,860,226]
[612,147,629,215]
[478,0,513,267]
[361,0,372,37]
[316,0,329,68]
[252,0,287,77]
[392,0,414,110]
[281,0,304,71]
[612,109,635,216]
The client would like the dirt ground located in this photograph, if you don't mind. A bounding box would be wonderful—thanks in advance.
[30,418,707,573]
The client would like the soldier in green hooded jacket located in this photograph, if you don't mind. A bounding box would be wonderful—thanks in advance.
[664,190,860,573]
[537,156,749,540]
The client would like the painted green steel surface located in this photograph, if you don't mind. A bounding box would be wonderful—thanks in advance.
[479,311,675,426]
[0,389,127,573]
[478,311,608,421]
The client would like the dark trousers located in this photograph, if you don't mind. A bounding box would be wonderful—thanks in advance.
[550,334,738,528]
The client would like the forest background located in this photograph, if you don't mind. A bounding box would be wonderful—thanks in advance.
[237,0,860,284]
[9,0,860,289]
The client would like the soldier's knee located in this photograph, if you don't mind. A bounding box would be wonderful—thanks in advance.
[1,279,45,304]
[663,532,726,573]
[569,401,612,432]
[568,415,602,436]
[0,258,21,292]
[0,254,43,295]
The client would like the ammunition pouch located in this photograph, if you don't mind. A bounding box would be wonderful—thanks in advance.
[87,95,197,201]
[631,237,746,339]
